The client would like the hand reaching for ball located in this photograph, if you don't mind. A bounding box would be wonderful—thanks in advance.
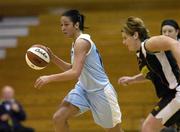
[46,47,58,63]
[46,47,54,58]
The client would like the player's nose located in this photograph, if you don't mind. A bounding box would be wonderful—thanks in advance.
[61,26,66,32]
[122,40,126,45]
[164,31,169,36]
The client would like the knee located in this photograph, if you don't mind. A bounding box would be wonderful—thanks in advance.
[141,119,155,132]
[53,109,68,124]
[141,118,162,132]
[141,121,150,132]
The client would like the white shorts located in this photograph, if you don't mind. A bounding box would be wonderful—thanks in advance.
[64,83,122,128]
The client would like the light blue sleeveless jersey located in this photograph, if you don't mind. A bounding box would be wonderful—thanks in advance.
[71,34,110,91]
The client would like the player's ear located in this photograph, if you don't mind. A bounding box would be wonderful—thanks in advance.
[133,32,139,40]
[74,22,80,30]
[176,29,179,36]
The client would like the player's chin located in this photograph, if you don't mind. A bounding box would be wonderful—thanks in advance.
[63,33,71,38]
[128,47,136,52]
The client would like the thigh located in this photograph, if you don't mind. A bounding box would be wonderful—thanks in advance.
[54,101,80,120]
[63,84,90,115]
[143,113,164,131]
[152,92,180,127]
[87,85,122,128]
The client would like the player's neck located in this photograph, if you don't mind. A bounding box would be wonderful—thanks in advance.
[73,31,83,41]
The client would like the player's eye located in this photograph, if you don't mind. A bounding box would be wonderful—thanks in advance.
[64,24,69,26]
[169,30,173,33]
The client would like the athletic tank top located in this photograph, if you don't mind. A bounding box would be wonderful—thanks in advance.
[137,40,180,97]
[71,34,110,92]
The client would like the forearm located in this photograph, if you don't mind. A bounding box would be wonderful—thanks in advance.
[51,55,72,71]
[131,73,147,84]
[48,69,79,82]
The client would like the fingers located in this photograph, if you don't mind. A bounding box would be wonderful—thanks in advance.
[46,47,53,57]
[118,78,122,84]
[122,82,128,86]
[46,47,52,58]
[46,47,51,53]
[118,77,127,84]
[118,77,129,86]
[34,77,43,89]
[34,76,50,89]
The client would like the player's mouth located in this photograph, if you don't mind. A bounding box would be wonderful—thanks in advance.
[63,31,67,34]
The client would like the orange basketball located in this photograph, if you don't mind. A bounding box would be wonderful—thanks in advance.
[25,45,50,70]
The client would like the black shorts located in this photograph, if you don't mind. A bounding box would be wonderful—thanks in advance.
[151,90,180,127]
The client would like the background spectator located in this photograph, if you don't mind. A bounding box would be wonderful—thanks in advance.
[0,85,34,132]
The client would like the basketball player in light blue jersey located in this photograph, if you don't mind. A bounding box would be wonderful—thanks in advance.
[34,9,123,132]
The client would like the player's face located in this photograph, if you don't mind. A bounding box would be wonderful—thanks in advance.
[60,16,77,38]
[122,32,138,51]
[162,25,178,40]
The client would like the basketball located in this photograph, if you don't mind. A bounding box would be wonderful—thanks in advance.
[25,45,50,70]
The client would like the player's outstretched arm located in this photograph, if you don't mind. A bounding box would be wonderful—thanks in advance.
[118,73,147,86]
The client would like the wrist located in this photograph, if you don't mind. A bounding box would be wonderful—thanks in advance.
[47,75,55,83]
[51,54,57,62]
[131,76,136,83]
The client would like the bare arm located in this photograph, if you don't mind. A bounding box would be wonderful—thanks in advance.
[35,39,91,88]
[145,35,180,68]
[48,48,72,71]
[118,73,147,86]
[51,54,72,71]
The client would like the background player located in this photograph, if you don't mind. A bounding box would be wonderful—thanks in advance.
[160,19,180,41]
[118,16,180,132]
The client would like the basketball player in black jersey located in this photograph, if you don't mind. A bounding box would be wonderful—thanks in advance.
[118,17,180,132]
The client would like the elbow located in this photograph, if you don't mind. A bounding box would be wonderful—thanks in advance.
[72,70,81,80]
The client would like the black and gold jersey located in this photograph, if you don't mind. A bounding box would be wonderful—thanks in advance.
[136,40,180,97]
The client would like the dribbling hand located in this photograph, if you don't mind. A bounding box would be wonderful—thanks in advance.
[46,47,55,59]
[34,75,50,89]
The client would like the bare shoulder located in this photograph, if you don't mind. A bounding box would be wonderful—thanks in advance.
[76,38,91,46]
[145,35,175,52]
[74,38,91,53]
[147,35,168,44]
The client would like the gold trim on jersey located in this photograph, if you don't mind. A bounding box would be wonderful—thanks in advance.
[141,65,150,77]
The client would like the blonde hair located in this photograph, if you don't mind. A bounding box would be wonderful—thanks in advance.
[122,16,149,41]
